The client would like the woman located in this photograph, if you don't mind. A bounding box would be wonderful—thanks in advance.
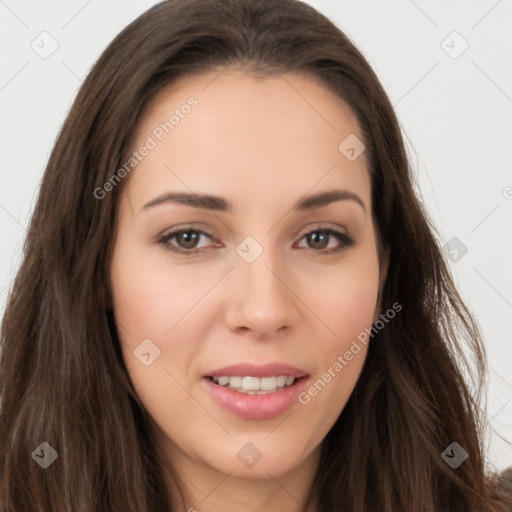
[0,0,510,510]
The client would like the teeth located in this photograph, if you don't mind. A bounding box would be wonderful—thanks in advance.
[276,376,286,387]
[211,375,297,393]
[227,376,242,388]
[242,376,260,390]
[261,377,277,390]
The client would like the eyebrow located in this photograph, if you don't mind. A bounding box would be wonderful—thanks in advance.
[142,189,366,213]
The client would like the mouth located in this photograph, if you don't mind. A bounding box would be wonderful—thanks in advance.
[202,370,310,420]
[206,375,307,394]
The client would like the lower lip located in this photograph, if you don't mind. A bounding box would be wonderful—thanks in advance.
[202,376,309,420]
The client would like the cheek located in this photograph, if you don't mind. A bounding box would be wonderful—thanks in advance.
[109,235,213,399]
[328,273,378,344]
[305,255,380,352]
[294,251,379,422]
[110,238,214,340]
[109,239,208,428]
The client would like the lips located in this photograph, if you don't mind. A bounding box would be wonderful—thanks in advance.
[204,362,308,379]
[202,362,310,420]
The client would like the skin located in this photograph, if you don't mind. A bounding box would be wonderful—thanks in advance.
[110,68,386,512]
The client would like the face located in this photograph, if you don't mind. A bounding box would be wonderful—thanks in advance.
[110,68,384,483]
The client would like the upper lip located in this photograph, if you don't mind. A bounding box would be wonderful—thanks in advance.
[205,363,309,379]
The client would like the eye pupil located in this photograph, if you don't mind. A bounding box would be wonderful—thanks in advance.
[308,231,329,249]
[177,231,200,249]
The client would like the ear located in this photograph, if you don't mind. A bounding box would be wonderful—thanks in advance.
[373,252,389,323]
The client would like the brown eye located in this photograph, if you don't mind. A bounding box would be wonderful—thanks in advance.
[174,231,201,249]
[297,228,354,253]
[158,229,215,253]
[306,231,330,249]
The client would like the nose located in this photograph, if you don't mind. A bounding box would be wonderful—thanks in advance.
[224,247,301,339]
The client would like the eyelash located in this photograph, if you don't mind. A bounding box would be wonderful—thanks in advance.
[156,226,355,255]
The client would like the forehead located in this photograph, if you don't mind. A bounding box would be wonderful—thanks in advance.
[125,68,370,210]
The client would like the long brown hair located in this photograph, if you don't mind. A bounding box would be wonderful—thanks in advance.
[0,0,509,510]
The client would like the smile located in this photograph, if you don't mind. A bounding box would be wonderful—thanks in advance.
[209,375,296,394]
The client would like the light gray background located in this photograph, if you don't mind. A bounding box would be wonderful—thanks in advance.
[1,0,511,471]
